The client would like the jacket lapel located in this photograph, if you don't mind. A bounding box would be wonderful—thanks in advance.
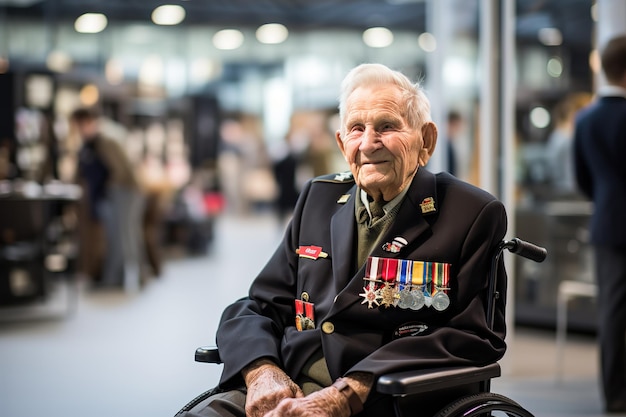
[330,185,358,294]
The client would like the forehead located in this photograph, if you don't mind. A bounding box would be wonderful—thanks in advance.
[344,84,405,118]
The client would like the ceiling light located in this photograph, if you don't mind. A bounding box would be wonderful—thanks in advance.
[529,107,550,129]
[547,57,563,78]
[362,27,394,48]
[256,23,288,44]
[538,28,562,46]
[213,29,244,50]
[152,5,186,26]
[74,13,108,34]
[418,32,437,52]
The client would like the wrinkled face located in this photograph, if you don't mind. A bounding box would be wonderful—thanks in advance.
[336,83,435,201]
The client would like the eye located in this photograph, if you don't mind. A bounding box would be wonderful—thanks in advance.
[349,124,364,133]
[380,122,396,131]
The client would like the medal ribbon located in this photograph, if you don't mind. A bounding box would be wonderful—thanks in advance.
[381,258,398,283]
[398,259,412,290]
[365,256,384,289]
[411,261,425,293]
[365,256,381,279]
[432,262,450,294]
[423,262,432,297]
[304,301,314,322]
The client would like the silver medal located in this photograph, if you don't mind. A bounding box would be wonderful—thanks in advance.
[398,289,413,309]
[409,289,425,310]
[432,291,450,311]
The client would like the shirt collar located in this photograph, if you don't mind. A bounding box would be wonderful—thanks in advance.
[597,85,626,98]
[359,183,410,219]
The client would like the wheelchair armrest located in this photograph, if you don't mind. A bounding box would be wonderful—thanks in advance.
[376,362,501,396]
[195,346,222,364]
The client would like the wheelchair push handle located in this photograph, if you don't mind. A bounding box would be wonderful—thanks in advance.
[504,238,547,263]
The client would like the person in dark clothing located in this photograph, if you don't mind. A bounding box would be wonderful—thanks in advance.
[179,64,507,417]
[72,108,144,290]
[574,35,626,414]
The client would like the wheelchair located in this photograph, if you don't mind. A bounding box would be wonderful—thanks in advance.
[176,238,546,417]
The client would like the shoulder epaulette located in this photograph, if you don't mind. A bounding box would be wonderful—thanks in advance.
[312,171,355,184]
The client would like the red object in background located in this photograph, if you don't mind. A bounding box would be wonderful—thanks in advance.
[203,192,225,215]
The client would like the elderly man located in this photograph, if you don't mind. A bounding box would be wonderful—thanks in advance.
[182,63,508,417]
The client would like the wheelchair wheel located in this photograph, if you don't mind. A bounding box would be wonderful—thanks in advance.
[175,388,218,416]
[434,392,535,417]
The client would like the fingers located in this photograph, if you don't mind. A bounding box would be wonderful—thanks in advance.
[260,388,348,417]
[246,377,302,417]
[291,381,305,398]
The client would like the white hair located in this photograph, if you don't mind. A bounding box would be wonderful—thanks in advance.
[337,63,431,135]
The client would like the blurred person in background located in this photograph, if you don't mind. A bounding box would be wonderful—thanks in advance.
[271,132,301,226]
[72,107,144,291]
[574,34,626,414]
[445,110,465,178]
[545,93,591,196]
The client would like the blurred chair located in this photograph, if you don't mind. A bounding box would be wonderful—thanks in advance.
[555,280,598,382]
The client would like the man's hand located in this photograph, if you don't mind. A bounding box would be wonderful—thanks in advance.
[262,386,350,417]
[262,372,373,417]
[242,359,304,417]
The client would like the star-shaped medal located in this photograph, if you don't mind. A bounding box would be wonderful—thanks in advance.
[359,284,381,309]
[380,283,397,308]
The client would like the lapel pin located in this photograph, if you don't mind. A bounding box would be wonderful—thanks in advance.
[382,236,408,253]
[420,197,436,214]
[337,194,351,204]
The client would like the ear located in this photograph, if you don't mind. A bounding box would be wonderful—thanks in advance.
[418,121,438,166]
[335,130,348,161]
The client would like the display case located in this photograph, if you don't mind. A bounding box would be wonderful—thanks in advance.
[0,180,81,317]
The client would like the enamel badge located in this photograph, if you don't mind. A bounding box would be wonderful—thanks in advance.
[419,197,436,214]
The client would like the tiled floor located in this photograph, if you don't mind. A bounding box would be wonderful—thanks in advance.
[0,212,619,417]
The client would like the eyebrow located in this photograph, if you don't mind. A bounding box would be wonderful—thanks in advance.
[345,112,403,128]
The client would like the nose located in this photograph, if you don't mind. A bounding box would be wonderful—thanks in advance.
[359,126,382,153]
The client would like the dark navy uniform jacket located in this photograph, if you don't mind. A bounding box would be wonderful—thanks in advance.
[215,167,508,409]
[574,95,626,246]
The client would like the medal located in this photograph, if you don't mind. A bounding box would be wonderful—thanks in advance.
[295,298,315,330]
[431,262,451,311]
[360,256,452,311]
[396,260,412,309]
[359,283,381,308]
[409,289,425,310]
[380,258,399,307]
[406,261,429,310]
[397,289,413,309]
[432,292,450,311]
[380,282,397,308]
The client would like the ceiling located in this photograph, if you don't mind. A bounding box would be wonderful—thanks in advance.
[1,0,594,47]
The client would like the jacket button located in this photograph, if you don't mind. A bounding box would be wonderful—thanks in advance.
[322,322,335,334]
